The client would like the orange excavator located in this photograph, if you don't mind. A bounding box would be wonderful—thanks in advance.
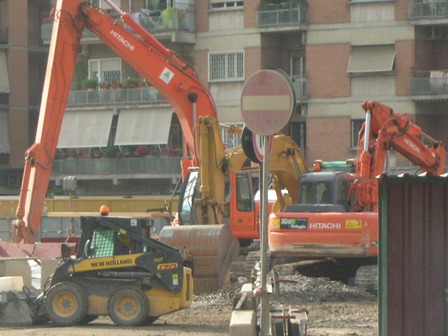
[268,101,446,290]
[8,0,308,293]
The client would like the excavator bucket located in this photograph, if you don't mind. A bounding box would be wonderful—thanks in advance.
[159,224,240,294]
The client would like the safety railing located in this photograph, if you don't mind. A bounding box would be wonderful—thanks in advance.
[410,70,448,96]
[410,1,448,19]
[41,3,195,41]
[67,86,167,105]
[52,156,182,176]
[257,3,306,27]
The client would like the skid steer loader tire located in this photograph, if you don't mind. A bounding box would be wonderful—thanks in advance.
[45,282,88,326]
[108,287,148,326]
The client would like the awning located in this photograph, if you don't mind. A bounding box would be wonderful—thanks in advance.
[0,111,10,153]
[57,110,114,148]
[347,45,395,73]
[0,51,10,93]
[114,109,172,145]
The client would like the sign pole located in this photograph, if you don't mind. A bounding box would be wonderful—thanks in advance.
[240,69,296,336]
[260,135,271,335]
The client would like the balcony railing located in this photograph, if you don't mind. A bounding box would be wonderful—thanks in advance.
[410,70,448,96]
[292,76,307,99]
[52,156,182,177]
[67,86,168,106]
[410,1,448,20]
[257,3,307,27]
[41,4,195,41]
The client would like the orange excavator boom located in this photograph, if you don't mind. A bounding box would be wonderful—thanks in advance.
[13,0,217,244]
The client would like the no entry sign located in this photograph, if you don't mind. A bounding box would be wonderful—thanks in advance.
[241,70,295,136]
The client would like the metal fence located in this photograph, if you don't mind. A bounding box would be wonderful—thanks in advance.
[0,215,169,242]
[410,1,448,19]
[410,70,448,96]
[41,3,196,41]
[52,156,182,176]
[67,86,167,105]
[257,6,306,26]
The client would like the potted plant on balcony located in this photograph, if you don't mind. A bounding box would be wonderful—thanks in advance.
[124,76,140,88]
[82,78,98,90]
[99,82,110,89]
[110,81,122,89]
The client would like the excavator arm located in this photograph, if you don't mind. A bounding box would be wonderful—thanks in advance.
[13,0,218,243]
[353,101,446,211]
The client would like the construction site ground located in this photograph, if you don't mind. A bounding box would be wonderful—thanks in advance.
[0,263,378,336]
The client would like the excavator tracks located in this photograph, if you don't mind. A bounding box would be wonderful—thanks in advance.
[354,264,378,295]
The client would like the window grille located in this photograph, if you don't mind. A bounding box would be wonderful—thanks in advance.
[209,51,244,82]
[210,1,244,10]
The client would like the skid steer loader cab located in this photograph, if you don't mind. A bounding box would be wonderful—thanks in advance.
[41,216,193,327]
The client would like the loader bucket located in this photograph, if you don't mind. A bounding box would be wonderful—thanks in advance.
[159,224,240,294]
[0,290,40,325]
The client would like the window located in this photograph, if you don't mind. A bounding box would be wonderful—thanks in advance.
[236,174,252,212]
[209,51,244,82]
[347,45,395,75]
[89,58,121,84]
[210,1,244,10]
[351,119,364,148]
[91,0,122,8]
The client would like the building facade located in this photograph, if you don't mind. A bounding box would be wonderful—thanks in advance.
[0,0,447,196]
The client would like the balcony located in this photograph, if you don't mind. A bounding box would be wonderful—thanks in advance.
[410,70,448,99]
[410,1,448,20]
[67,86,168,106]
[52,156,182,180]
[41,3,195,42]
[257,3,307,27]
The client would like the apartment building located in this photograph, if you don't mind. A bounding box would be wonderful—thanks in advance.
[0,0,446,196]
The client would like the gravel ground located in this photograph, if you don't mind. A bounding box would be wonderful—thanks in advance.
[187,261,378,335]
[0,263,378,336]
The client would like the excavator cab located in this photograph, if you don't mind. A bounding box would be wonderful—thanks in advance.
[296,172,355,211]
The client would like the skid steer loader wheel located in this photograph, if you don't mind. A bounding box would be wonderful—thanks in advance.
[108,287,148,326]
[45,282,88,326]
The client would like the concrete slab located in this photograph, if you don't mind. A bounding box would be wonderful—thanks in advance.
[229,310,256,336]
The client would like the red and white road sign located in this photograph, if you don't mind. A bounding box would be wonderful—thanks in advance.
[241,70,295,136]
[253,133,272,163]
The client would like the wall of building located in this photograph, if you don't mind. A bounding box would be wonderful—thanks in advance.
[395,40,414,96]
[243,0,258,29]
[306,43,350,99]
[308,0,349,25]
[196,1,209,32]
[306,116,351,163]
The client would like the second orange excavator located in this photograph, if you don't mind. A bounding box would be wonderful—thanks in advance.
[268,101,446,291]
